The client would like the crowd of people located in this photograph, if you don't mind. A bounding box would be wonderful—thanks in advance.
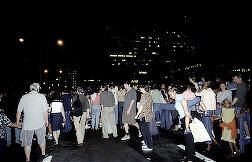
[0,72,251,162]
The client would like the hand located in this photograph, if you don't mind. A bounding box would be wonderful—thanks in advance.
[45,120,49,127]
[135,115,139,119]
[63,118,66,123]
[17,122,22,128]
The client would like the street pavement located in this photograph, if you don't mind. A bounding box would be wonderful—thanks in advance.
[2,125,251,162]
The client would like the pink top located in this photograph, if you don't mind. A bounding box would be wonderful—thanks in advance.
[92,95,100,105]
[182,89,196,100]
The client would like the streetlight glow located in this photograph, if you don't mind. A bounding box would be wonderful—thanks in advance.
[57,39,64,46]
[18,38,24,43]
[44,69,48,74]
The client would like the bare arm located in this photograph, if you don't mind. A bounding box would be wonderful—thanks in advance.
[127,100,135,115]
[44,110,49,127]
[135,104,143,118]
[61,106,66,122]
[16,111,22,125]
[181,99,192,119]
[231,97,238,106]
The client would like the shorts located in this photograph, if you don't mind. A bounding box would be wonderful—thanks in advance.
[20,127,46,147]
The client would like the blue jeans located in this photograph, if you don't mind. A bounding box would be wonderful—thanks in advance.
[153,103,161,122]
[62,111,72,133]
[118,102,124,128]
[91,105,101,130]
[236,106,250,153]
[201,110,214,144]
[139,118,153,149]
[114,104,118,124]
[160,104,175,129]
[15,128,21,144]
[5,127,11,146]
[188,97,200,110]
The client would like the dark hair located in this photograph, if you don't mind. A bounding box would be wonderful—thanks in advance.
[186,83,196,93]
[123,81,131,85]
[138,84,150,92]
[232,73,242,79]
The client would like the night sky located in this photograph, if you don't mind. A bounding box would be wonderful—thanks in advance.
[0,13,251,88]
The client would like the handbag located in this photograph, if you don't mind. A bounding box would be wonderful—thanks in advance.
[189,117,211,143]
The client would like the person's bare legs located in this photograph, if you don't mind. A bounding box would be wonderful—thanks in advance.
[233,143,239,153]
[53,130,61,145]
[228,142,234,154]
[39,143,46,155]
[24,146,31,162]
[124,123,129,133]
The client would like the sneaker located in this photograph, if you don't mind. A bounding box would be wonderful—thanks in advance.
[138,131,142,138]
[41,154,49,159]
[142,147,153,151]
[41,155,53,162]
[121,134,130,141]
[76,143,83,147]
[47,134,53,140]
[244,136,250,140]
[156,121,161,127]
[184,128,191,134]
[141,140,146,145]
[85,124,91,129]
[141,145,148,149]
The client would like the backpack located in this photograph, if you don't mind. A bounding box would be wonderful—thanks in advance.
[71,95,83,117]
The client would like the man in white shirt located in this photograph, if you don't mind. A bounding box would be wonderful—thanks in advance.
[16,83,49,162]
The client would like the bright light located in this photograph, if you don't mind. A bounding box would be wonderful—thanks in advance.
[59,70,63,74]
[139,71,147,74]
[57,39,64,46]
[18,38,24,43]
[44,69,48,74]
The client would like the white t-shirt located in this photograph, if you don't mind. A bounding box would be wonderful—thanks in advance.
[51,101,63,113]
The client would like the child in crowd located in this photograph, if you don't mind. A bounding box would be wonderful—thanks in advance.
[218,99,239,156]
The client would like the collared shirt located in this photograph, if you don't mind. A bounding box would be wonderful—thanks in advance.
[17,91,48,130]
[196,88,216,110]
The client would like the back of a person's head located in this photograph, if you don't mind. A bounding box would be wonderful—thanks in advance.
[52,91,61,101]
[232,73,242,79]
[139,84,150,92]
[30,83,40,92]
[186,83,196,93]
[152,84,159,90]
